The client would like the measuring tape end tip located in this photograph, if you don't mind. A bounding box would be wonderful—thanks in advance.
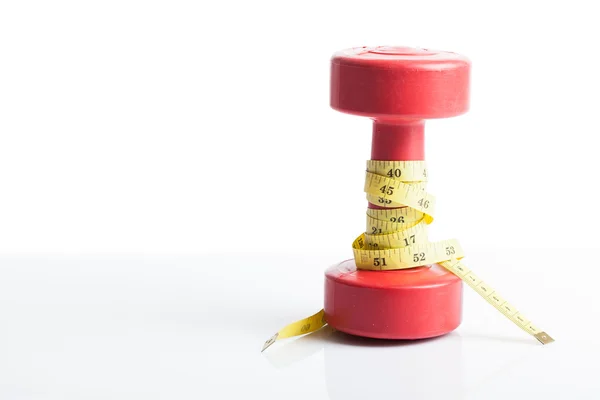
[261,332,279,352]
[534,331,555,345]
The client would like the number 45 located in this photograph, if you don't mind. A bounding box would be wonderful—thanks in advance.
[379,185,394,195]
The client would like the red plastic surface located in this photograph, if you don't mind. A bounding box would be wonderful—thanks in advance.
[324,46,468,339]
[330,46,470,119]
[325,261,462,339]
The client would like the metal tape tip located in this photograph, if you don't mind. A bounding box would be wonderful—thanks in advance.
[534,332,555,345]
[261,333,279,352]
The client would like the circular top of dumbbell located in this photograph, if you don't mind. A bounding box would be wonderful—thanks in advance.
[331,46,470,119]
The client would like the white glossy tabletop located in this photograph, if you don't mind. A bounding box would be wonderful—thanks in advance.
[0,249,596,399]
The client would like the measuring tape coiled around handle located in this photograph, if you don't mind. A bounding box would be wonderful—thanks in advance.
[262,161,554,351]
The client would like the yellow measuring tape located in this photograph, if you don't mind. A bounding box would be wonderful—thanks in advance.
[262,161,554,351]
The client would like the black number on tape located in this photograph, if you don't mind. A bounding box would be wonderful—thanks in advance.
[387,169,402,178]
[403,235,416,246]
[380,185,394,195]
[373,257,387,267]
[413,252,426,262]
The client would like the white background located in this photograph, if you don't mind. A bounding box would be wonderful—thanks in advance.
[1,0,599,399]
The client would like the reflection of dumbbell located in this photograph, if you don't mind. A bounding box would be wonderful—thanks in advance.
[325,46,470,339]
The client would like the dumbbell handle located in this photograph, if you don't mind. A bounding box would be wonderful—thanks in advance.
[369,120,424,211]
[371,120,424,161]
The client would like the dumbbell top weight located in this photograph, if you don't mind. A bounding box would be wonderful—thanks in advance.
[331,46,470,119]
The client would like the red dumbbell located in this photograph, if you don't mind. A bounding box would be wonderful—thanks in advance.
[325,46,470,339]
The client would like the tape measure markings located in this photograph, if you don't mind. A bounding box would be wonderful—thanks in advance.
[364,173,435,222]
[366,207,425,223]
[262,309,327,352]
[366,160,428,182]
[440,259,553,344]
[353,239,465,271]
